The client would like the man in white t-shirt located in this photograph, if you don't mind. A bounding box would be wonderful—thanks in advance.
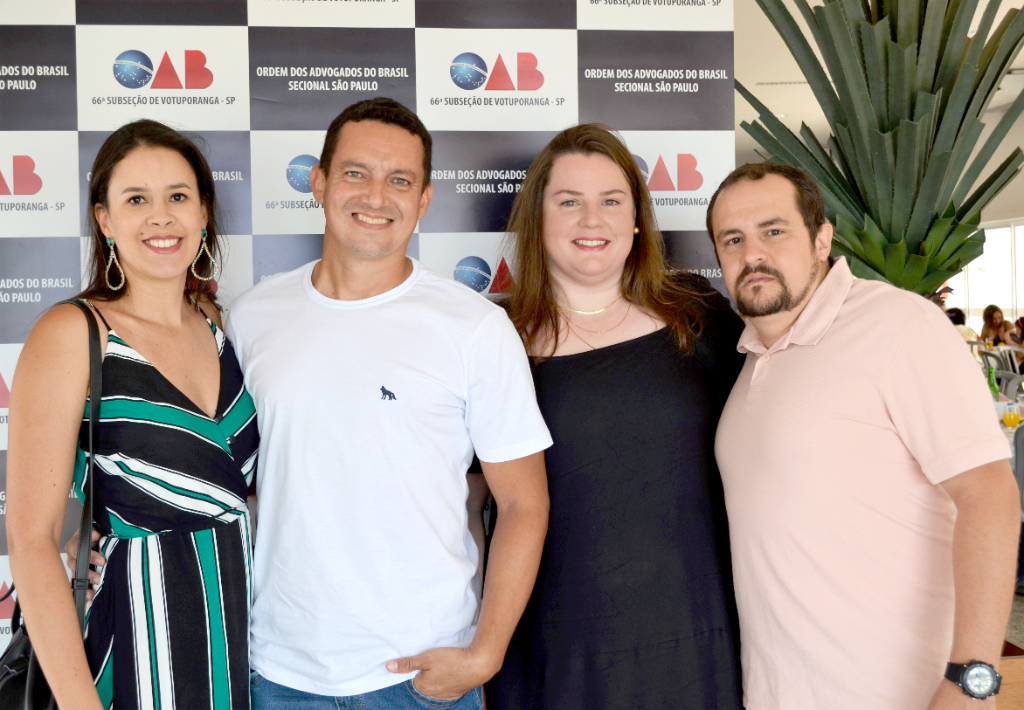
[228,98,552,708]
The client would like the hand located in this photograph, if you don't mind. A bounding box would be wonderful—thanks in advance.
[386,646,498,701]
[926,678,998,709]
[63,528,105,601]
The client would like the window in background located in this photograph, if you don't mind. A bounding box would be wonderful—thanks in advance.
[963,226,1013,335]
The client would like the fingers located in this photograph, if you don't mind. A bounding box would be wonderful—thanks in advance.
[64,529,80,560]
[386,653,427,674]
[65,528,107,578]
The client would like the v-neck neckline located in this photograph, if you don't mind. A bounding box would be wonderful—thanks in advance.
[106,320,225,422]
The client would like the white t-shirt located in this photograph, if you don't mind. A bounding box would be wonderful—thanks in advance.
[226,258,552,696]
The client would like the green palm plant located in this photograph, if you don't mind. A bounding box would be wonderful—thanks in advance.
[739,0,1024,295]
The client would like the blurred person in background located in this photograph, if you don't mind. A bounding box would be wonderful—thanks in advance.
[981,304,1014,346]
[947,308,980,342]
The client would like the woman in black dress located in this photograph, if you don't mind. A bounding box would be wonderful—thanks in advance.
[486,124,744,709]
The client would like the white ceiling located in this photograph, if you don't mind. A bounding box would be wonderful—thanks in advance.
[734,0,1024,165]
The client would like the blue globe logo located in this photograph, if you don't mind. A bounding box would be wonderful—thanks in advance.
[632,154,650,181]
[450,53,489,91]
[113,50,154,89]
[286,155,319,193]
[454,256,492,292]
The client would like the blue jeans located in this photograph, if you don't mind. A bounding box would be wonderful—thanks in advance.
[250,672,484,710]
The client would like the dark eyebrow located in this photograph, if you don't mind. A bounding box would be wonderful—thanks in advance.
[337,160,370,172]
[716,217,790,242]
[120,183,192,195]
[338,160,418,180]
[551,189,626,197]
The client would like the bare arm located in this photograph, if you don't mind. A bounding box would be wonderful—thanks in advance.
[927,459,1020,710]
[387,452,549,699]
[471,453,547,665]
[7,305,105,710]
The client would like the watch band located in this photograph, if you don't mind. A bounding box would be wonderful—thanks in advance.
[945,660,1002,699]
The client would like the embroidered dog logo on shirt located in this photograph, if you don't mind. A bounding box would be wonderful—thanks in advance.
[380,386,397,401]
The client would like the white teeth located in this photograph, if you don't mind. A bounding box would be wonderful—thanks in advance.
[147,238,180,248]
[574,239,608,247]
[355,214,391,225]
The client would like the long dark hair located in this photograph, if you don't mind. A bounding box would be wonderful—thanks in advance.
[79,119,221,305]
[503,123,712,359]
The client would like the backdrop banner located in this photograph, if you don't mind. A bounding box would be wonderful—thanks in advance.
[0,0,734,644]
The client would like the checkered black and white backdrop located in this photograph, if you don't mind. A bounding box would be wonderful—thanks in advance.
[0,0,734,634]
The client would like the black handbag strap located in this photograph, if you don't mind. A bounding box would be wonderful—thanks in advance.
[64,300,101,632]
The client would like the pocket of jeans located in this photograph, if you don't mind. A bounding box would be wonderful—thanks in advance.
[404,679,466,707]
[249,670,263,687]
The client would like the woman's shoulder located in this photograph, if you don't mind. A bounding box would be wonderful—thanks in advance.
[662,272,744,383]
[15,302,98,390]
[31,301,100,346]
[664,271,738,324]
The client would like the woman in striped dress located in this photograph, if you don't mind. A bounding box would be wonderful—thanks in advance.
[7,120,258,710]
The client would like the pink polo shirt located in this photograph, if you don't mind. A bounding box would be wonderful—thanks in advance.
[716,258,1010,710]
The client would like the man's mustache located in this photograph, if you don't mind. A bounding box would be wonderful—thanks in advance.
[736,264,784,290]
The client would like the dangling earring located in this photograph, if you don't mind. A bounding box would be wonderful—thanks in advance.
[190,228,219,282]
[633,226,640,235]
[105,237,125,291]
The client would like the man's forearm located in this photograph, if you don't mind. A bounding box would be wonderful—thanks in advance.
[945,463,1020,668]
[469,497,548,675]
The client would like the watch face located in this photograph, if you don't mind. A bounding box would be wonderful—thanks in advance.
[965,665,996,696]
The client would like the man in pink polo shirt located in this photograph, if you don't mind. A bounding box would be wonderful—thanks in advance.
[709,163,1020,710]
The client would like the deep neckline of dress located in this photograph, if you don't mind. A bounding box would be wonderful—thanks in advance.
[105,320,226,422]
[537,326,671,364]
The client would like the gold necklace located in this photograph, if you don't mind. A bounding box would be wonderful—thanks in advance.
[564,304,631,350]
[567,303,631,334]
[559,295,622,315]
[565,322,599,351]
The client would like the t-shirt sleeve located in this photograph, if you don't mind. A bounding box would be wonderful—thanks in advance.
[884,304,1010,484]
[464,310,553,463]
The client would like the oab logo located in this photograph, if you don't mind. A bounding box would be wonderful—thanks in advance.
[449,52,544,92]
[0,157,42,196]
[0,344,22,451]
[633,153,703,192]
[112,49,214,90]
[453,256,514,294]
[287,155,319,194]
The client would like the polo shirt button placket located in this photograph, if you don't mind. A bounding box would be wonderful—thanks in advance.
[749,353,771,391]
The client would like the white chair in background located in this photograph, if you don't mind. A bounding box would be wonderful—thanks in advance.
[997,344,1024,372]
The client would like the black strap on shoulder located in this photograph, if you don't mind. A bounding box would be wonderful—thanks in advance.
[64,299,101,631]
[80,298,112,332]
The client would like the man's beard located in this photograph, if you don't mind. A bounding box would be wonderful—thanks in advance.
[735,261,819,318]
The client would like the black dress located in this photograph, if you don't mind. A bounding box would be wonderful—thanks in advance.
[488,293,745,710]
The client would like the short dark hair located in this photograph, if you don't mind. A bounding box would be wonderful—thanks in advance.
[81,119,220,305]
[706,162,827,243]
[946,308,967,326]
[319,97,432,189]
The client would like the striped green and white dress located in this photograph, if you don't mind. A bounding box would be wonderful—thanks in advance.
[72,308,258,710]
